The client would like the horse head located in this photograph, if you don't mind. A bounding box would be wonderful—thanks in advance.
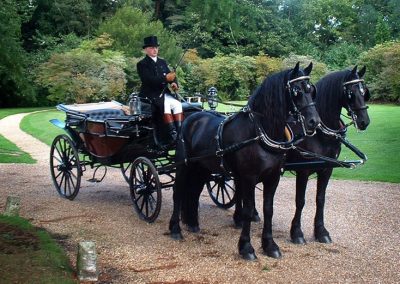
[287,62,321,135]
[343,65,370,130]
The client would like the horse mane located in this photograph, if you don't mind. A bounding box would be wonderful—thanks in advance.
[248,70,289,137]
[316,70,353,124]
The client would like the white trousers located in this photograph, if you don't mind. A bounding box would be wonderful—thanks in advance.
[164,94,182,114]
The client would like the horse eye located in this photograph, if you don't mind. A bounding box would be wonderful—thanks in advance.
[292,86,301,96]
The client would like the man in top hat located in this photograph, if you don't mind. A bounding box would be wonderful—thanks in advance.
[137,35,183,146]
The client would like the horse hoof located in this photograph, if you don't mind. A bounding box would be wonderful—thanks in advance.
[170,232,183,240]
[187,225,200,233]
[317,235,332,244]
[292,237,306,245]
[240,252,257,261]
[264,249,282,259]
[251,215,261,222]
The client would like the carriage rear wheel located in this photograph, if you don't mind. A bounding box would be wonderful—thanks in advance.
[129,157,162,223]
[206,174,236,209]
[50,134,82,200]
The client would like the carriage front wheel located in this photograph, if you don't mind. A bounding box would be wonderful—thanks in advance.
[50,134,82,200]
[206,174,236,209]
[129,157,161,223]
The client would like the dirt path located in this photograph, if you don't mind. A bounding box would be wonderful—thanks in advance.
[0,112,49,165]
[0,113,399,283]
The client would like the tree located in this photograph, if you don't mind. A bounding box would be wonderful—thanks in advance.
[0,0,34,107]
[97,6,181,64]
[375,15,391,44]
[358,41,400,102]
[323,42,364,70]
[36,34,127,103]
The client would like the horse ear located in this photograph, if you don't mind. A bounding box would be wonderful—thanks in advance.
[293,62,300,74]
[358,66,366,78]
[304,62,313,75]
[351,65,358,75]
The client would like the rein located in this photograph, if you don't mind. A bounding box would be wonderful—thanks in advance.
[244,106,296,151]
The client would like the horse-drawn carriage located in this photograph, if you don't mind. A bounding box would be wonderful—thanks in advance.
[49,63,370,260]
[49,97,236,222]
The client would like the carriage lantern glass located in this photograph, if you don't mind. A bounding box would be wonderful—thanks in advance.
[207,87,218,110]
[129,92,141,115]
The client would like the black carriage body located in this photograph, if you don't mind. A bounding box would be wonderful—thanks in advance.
[59,101,158,166]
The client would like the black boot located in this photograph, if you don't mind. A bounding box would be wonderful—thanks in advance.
[166,122,177,142]
[173,113,184,140]
[174,120,181,140]
[163,114,177,145]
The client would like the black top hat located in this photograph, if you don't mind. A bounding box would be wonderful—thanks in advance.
[143,36,159,48]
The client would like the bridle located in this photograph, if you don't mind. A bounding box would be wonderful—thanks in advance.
[236,75,318,150]
[343,78,369,131]
[286,75,317,137]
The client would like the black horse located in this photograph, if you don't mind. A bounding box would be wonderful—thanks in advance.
[169,62,321,260]
[287,65,370,244]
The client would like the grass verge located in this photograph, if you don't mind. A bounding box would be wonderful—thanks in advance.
[332,104,400,183]
[0,107,52,164]
[20,110,65,146]
[0,215,76,283]
[0,134,36,164]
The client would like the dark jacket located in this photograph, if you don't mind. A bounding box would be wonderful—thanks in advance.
[136,55,177,111]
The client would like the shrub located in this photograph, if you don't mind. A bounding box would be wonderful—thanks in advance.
[358,41,400,103]
[36,34,127,103]
[283,53,329,83]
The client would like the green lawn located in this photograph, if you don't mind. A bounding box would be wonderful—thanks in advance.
[20,110,65,146]
[0,107,53,164]
[0,133,36,164]
[0,107,52,120]
[332,104,400,183]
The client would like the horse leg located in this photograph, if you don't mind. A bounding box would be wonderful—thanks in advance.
[233,191,260,229]
[233,190,260,229]
[181,165,209,233]
[237,178,257,260]
[261,172,282,258]
[290,172,309,244]
[233,180,243,228]
[169,165,188,240]
[314,170,332,243]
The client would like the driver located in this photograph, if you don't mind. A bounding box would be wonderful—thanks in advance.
[136,35,183,146]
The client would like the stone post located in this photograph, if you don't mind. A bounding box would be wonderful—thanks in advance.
[4,196,20,216]
[77,241,99,282]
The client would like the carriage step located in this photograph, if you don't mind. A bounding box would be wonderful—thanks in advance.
[87,166,107,183]
[87,178,102,183]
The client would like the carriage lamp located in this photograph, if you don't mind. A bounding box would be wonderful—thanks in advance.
[129,92,141,115]
[207,87,218,111]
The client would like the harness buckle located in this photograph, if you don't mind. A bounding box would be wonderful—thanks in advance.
[216,149,224,157]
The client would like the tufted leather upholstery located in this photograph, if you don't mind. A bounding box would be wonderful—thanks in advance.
[86,109,125,121]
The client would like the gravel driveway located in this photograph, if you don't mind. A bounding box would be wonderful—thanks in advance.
[0,113,399,283]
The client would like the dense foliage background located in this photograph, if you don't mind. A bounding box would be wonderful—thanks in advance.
[1,0,399,106]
